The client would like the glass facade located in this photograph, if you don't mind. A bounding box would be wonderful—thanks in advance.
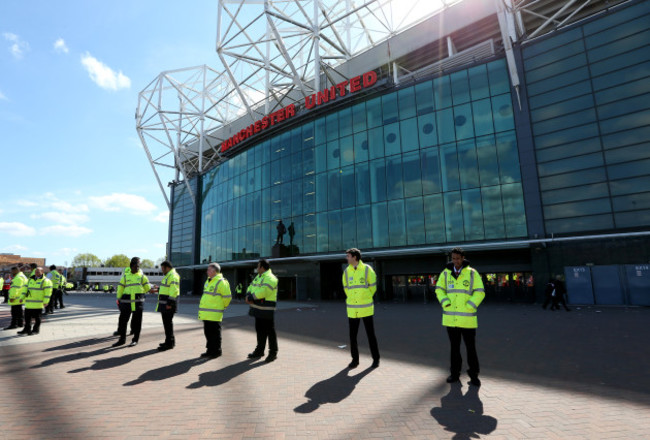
[169,179,197,266]
[523,0,650,234]
[197,59,527,263]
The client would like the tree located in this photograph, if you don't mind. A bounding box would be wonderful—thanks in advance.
[141,259,155,269]
[72,253,102,268]
[104,254,130,268]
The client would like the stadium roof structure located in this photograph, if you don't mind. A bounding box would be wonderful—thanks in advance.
[136,0,629,208]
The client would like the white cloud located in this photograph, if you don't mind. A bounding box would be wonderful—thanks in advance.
[17,200,38,207]
[3,32,29,59]
[2,244,28,253]
[153,211,169,223]
[89,193,157,215]
[40,224,92,237]
[0,222,36,236]
[31,212,90,225]
[80,52,131,91]
[0,89,7,101]
[53,38,69,54]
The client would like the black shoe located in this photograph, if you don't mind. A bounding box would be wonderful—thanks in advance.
[158,344,174,351]
[247,351,264,359]
[113,331,120,336]
[17,329,29,335]
[3,325,17,330]
[31,330,39,335]
[468,377,481,387]
[112,340,126,347]
[265,352,277,363]
[129,341,138,347]
[348,360,359,369]
[201,351,221,358]
[60,306,65,309]
[371,359,380,369]
[446,375,460,383]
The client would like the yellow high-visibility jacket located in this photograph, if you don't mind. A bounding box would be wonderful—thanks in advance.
[342,261,377,318]
[199,274,231,322]
[435,262,485,329]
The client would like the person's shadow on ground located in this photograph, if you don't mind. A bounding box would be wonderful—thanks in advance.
[294,367,374,413]
[186,359,265,389]
[68,349,159,373]
[31,346,116,369]
[43,336,116,352]
[124,357,210,386]
[430,382,497,440]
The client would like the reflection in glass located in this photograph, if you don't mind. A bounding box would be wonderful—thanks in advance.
[356,205,372,249]
[444,191,464,242]
[371,202,389,248]
[424,194,445,243]
[405,197,425,245]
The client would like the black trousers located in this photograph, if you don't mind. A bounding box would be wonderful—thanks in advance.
[11,304,24,326]
[255,317,278,353]
[53,289,64,308]
[203,320,222,354]
[117,308,143,342]
[45,294,54,313]
[161,311,175,344]
[349,316,380,362]
[23,308,42,333]
[447,327,479,378]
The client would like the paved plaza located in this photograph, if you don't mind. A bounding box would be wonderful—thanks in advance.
[1,293,649,439]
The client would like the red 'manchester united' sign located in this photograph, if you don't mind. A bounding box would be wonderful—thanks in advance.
[220,70,378,154]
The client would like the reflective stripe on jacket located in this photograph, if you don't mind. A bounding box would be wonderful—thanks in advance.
[116,268,151,312]
[247,270,278,319]
[435,262,485,329]
[24,277,53,309]
[157,269,180,312]
[342,261,377,318]
[9,273,28,306]
[199,274,231,322]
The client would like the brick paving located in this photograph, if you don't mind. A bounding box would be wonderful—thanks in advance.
[1,294,649,439]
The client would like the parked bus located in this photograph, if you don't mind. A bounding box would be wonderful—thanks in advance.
[73,267,163,292]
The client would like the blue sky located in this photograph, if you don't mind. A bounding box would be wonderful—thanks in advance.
[0,0,219,265]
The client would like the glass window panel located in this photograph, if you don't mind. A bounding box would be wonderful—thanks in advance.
[528,81,592,110]
[271,186,281,220]
[253,191,261,224]
[291,127,302,155]
[583,1,650,36]
[328,170,341,210]
[462,189,484,240]
[539,167,607,191]
[600,109,650,136]
[544,197,612,220]
[441,143,460,191]
[352,102,367,132]
[527,67,590,97]
[339,107,352,138]
[418,113,437,148]
[402,151,423,198]
[302,122,315,149]
[367,97,382,128]
[472,99,494,137]
[501,183,527,237]
[496,131,521,183]
[433,75,452,109]
[436,108,455,144]
[481,186,505,239]
[591,53,650,86]
[525,53,587,85]
[386,155,403,200]
[476,135,500,186]
[492,94,515,133]
[488,59,510,95]
[368,126,385,159]
[405,197,425,245]
[602,125,650,151]
[530,95,594,124]
[523,39,584,72]
[598,93,650,121]
[315,117,327,145]
[388,199,406,246]
[400,118,419,152]
[281,155,292,184]
[382,92,399,124]
[384,122,401,156]
[303,147,315,176]
[341,165,356,209]
[315,142,327,173]
[458,139,479,189]
[356,205,372,249]
[354,131,369,163]
[542,183,610,205]
[451,70,471,105]
[415,80,435,115]
[454,103,474,140]
[291,152,302,181]
[612,192,650,212]
[355,162,371,205]
[523,27,583,59]
[534,122,599,149]
[288,216,300,251]
[444,191,464,242]
[608,159,650,180]
[303,214,316,253]
[328,210,342,251]
[254,166,262,192]
[421,146,442,195]
[316,212,329,252]
[341,207,356,249]
[316,173,328,212]
[327,140,340,171]
[371,202,389,248]
[292,181,303,218]
[398,87,416,120]
[605,142,650,164]
[370,158,387,202]
[326,112,339,142]
[615,209,650,229]
[537,152,603,177]
[588,29,650,64]
[536,138,601,163]
[340,135,354,167]
[468,64,490,100]
[280,132,291,158]
[533,108,597,137]
[303,176,315,213]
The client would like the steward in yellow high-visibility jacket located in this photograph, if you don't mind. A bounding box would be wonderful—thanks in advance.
[17,267,52,335]
[112,257,151,347]
[198,262,232,358]
[4,267,27,329]
[435,247,485,386]
[342,248,380,369]
[246,259,279,362]
[47,265,64,313]
[157,262,181,350]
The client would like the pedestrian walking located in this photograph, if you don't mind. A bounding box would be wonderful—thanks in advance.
[435,247,485,387]
[112,257,151,347]
[342,248,380,369]
[246,259,279,363]
[198,262,232,358]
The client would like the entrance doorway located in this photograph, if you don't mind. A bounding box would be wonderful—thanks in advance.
[483,272,535,302]
[277,276,296,300]
[387,274,439,303]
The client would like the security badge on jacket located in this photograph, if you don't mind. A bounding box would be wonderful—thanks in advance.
[350,275,365,284]
[447,280,470,289]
